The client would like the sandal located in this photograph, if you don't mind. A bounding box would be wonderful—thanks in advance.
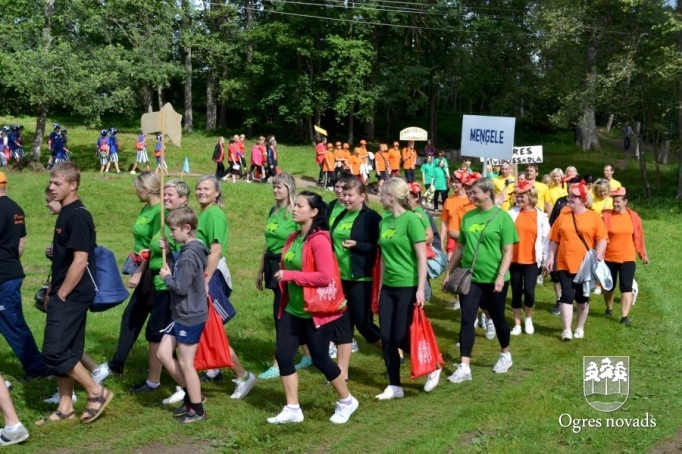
[35,410,75,426]
[80,388,114,424]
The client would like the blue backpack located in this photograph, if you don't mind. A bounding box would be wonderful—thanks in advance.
[87,245,130,312]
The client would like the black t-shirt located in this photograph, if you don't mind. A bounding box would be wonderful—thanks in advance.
[0,196,26,284]
[50,200,97,303]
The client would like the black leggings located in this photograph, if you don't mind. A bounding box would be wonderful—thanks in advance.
[459,282,510,358]
[275,311,341,381]
[378,285,416,387]
[509,263,539,309]
[215,162,225,180]
[605,261,636,293]
[404,169,415,183]
[110,272,154,372]
[342,280,381,344]
[433,189,448,210]
[557,271,589,304]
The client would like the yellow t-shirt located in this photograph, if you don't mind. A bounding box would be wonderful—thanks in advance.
[533,181,551,210]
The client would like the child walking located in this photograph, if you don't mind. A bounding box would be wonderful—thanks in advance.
[158,207,210,423]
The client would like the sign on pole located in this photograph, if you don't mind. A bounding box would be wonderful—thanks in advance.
[400,127,428,141]
[479,145,544,165]
[460,115,515,160]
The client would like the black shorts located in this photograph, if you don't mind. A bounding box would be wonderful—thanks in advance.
[331,309,353,344]
[146,290,172,343]
[42,295,91,375]
[605,261,636,293]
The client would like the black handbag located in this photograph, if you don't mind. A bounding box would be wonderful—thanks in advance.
[34,272,51,313]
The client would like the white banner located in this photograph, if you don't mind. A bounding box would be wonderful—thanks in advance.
[480,145,543,165]
[399,127,428,141]
[460,115,515,160]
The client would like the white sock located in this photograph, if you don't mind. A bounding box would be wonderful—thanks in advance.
[4,423,22,432]
[206,370,220,378]
[286,404,301,411]
[146,380,160,388]
[339,395,353,405]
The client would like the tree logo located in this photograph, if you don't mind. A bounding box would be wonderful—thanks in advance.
[583,356,629,412]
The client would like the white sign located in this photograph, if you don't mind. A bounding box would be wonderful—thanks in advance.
[480,145,544,165]
[460,115,515,160]
[399,127,428,141]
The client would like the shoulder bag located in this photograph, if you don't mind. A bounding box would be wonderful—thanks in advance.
[444,208,501,296]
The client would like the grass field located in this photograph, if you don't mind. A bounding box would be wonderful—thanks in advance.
[0,116,681,453]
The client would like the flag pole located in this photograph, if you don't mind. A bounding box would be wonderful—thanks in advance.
[160,106,166,265]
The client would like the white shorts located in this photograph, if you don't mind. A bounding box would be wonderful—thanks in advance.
[136,149,149,163]
[98,152,109,166]
[108,152,119,163]
[12,148,25,160]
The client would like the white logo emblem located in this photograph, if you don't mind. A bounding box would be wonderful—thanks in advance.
[583,356,629,412]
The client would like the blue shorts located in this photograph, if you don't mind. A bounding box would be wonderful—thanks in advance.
[162,321,206,345]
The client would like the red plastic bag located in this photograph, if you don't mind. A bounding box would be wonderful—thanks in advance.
[370,251,381,314]
[410,305,444,379]
[194,296,233,371]
[302,245,347,315]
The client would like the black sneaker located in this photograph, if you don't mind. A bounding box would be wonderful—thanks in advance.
[108,362,124,375]
[199,371,223,383]
[619,317,631,326]
[173,404,189,417]
[551,302,561,316]
[178,409,207,424]
[605,308,613,316]
[132,381,160,394]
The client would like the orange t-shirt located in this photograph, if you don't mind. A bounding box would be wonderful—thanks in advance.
[604,212,636,263]
[375,151,390,172]
[549,209,608,273]
[356,147,368,164]
[323,150,335,172]
[447,201,475,233]
[441,195,469,228]
[401,147,416,170]
[333,148,348,168]
[388,148,401,171]
[512,210,538,264]
[348,155,361,176]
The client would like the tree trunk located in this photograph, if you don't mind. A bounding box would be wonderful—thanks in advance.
[429,86,438,147]
[30,106,48,162]
[347,109,354,145]
[363,115,375,141]
[575,43,600,151]
[218,69,228,129]
[605,114,614,132]
[157,87,164,110]
[140,86,153,112]
[635,122,651,202]
[205,68,217,131]
[575,108,600,151]
[183,46,193,133]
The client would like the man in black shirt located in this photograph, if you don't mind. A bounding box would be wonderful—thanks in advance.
[38,163,114,425]
[0,172,50,380]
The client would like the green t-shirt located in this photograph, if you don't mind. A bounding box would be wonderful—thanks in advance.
[433,164,448,190]
[421,162,435,185]
[460,207,518,283]
[265,207,298,254]
[283,235,311,319]
[378,210,425,287]
[412,206,431,232]
[197,204,227,256]
[149,224,182,291]
[331,209,370,282]
[328,200,346,229]
[132,203,162,253]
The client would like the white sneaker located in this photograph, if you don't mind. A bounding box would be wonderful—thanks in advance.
[90,363,111,385]
[561,330,573,341]
[524,317,535,335]
[473,318,479,329]
[510,325,522,336]
[162,386,186,405]
[480,313,487,329]
[375,385,404,400]
[632,279,638,305]
[574,328,585,339]
[231,372,257,399]
[351,338,359,353]
[492,352,513,373]
[267,406,304,424]
[130,170,136,174]
[0,423,29,446]
[593,286,602,295]
[485,320,497,340]
[43,390,77,404]
[453,301,461,311]
[423,368,442,392]
[329,397,359,424]
[329,343,337,359]
[3,380,11,391]
[447,364,472,383]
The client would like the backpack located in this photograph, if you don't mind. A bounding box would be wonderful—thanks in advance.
[86,245,130,312]
[98,138,109,152]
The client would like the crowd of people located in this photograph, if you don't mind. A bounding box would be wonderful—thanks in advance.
[0,136,650,444]
[0,125,26,167]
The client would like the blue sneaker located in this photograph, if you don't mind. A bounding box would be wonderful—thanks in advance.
[295,356,313,370]
[258,367,281,380]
